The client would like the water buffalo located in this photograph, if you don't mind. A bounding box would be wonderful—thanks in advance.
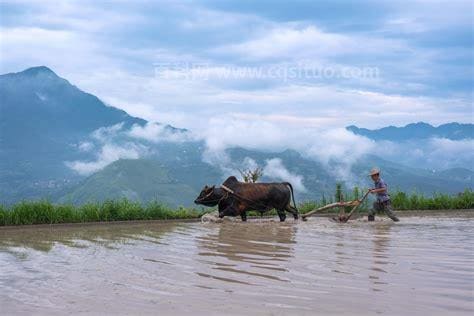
[194,176,299,222]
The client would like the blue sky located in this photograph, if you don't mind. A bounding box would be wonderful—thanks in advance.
[0,0,472,131]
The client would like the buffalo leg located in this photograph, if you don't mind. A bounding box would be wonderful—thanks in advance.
[240,211,247,222]
[218,205,234,218]
[286,204,299,220]
[277,209,286,222]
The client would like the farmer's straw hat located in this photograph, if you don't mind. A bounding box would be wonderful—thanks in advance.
[369,167,380,176]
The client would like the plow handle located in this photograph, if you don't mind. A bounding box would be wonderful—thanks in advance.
[302,202,342,220]
[340,189,371,223]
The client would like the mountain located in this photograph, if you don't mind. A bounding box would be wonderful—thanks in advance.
[60,149,473,207]
[59,159,198,207]
[434,168,474,183]
[0,66,209,205]
[346,122,473,141]
[0,66,146,151]
[1,66,472,206]
[226,148,471,198]
[0,66,148,203]
[351,154,472,194]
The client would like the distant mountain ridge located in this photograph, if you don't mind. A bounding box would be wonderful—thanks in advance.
[346,122,473,141]
[1,66,472,205]
[62,151,473,207]
[0,66,171,203]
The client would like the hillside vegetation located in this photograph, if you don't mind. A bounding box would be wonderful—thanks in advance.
[59,159,198,206]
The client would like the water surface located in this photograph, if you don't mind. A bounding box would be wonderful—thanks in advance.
[1,212,473,315]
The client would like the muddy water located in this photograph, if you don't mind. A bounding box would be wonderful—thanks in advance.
[0,213,473,315]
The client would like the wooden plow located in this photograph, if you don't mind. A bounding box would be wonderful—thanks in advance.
[302,190,370,223]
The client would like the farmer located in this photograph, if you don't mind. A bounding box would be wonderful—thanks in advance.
[368,167,399,222]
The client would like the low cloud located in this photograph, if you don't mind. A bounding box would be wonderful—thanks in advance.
[199,115,375,184]
[77,141,94,152]
[210,156,306,192]
[66,117,473,180]
[66,121,197,175]
[427,138,474,170]
[66,142,148,176]
[376,137,474,171]
[198,115,473,186]
[91,123,124,142]
[66,122,149,175]
[263,158,306,192]
[128,122,193,143]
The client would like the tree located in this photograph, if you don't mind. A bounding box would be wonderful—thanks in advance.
[239,167,263,183]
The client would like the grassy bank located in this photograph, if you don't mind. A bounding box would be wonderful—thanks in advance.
[0,199,203,226]
[1,189,473,226]
[391,189,474,210]
[299,189,474,214]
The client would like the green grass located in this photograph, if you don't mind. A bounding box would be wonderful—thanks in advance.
[1,189,472,226]
[0,199,204,226]
[391,189,474,210]
[299,188,474,214]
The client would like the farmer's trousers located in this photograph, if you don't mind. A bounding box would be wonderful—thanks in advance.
[369,200,399,222]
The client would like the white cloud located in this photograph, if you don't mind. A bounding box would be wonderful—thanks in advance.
[83,68,470,133]
[128,122,193,143]
[65,142,148,176]
[0,26,110,76]
[199,115,375,183]
[381,0,473,34]
[263,158,306,192]
[427,138,474,170]
[1,26,72,43]
[214,25,406,62]
[375,137,474,170]
[241,157,259,170]
[91,123,125,142]
[2,1,470,135]
[203,155,307,192]
[77,141,94,152]
[197,115,473,182]
[66,121,195,175]
[66,122,148,175]
[198,115,373,158]
[3,0,472,181]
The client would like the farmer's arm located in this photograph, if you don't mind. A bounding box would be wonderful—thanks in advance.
[370,187,387,193]
[370,180,387,194]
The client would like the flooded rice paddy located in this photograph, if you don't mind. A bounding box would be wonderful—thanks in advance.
[0,212,473,315]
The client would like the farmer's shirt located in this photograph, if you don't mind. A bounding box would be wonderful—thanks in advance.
[374,178,390,202]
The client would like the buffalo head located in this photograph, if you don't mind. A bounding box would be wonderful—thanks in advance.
[194,185,223,207]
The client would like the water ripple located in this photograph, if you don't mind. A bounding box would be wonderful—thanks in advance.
[0,213,473,315]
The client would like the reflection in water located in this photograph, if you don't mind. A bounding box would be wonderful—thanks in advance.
[197,222,296,284]
[369,224,392,292]
[0,222,180,254]
[0,213,473,315]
